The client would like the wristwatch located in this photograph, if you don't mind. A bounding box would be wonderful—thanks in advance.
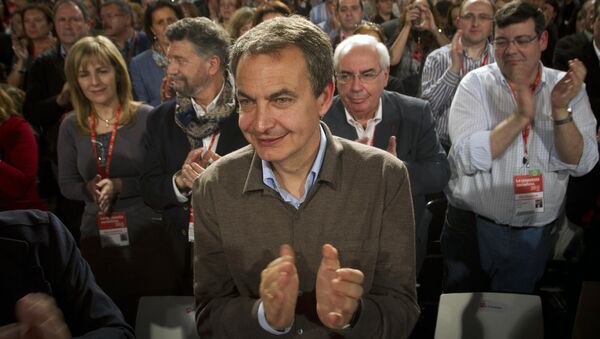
[553,108,573,126]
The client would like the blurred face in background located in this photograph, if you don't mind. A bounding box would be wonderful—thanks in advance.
[338,0,363,32]
[54,3,90,47]
[24,8,53,40]
[151,6,178,47]
[101,4,131,37]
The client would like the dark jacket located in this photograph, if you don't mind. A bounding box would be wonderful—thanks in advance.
[0,210,135,338]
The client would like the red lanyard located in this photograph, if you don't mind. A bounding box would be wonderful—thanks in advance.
[461,51,489,76]
[90,106,121,178]
[206,133,217,153]
[508,68,541,166]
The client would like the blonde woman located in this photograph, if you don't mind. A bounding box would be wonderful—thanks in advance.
[58,36,177,324]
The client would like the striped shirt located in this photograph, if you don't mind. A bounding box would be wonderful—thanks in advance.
[446,62,599,226]
[421,43,494,148]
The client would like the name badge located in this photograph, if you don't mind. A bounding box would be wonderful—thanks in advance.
[514,172,544,214]
[97,212,129,248]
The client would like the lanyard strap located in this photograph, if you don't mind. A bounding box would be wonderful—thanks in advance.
[90,106,121,178]
[461,51,489,76]
[508,68,541,166]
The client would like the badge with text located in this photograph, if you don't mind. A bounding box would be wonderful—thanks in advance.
[513,172,544,214]
[97,212,129,248]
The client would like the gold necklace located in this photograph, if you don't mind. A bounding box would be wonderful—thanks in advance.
[96,112,114,128]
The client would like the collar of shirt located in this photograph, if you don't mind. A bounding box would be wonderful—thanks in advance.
[343,98,383,144]
[191,81,226,119]
[593,40,600,63]
[60,44,67,58]
[465,43,493,62]
[261,125,327,209]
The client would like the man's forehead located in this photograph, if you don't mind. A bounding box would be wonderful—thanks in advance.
[55,4,84,19]
[101,4,121,13]
[463,0,494,14]
[340,0,361,8]
[495,18,536,36]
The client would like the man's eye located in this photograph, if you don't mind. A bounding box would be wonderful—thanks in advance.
[275,97,292,105]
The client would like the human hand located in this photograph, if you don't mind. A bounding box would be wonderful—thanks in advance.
[11,36,28,61]
[449,30,464,73]
[415,3,438,33]
[56,83,71,107]
[511,70,535,122]
[175,147,221,190]
[259,244,299,330]
[97,178,120,213]
[405,4,422,29]
[13,293,71,339]
[551,59,586,112]
[316,244,364,329]
[86,174,101,203]
[160,75,175,102]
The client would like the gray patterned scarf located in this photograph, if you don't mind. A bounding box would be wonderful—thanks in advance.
[174,72,236,149]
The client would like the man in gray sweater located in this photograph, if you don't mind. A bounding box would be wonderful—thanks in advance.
[191,16,420,338]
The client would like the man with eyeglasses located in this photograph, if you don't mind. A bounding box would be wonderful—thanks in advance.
[421,0,495,152]
[100,0,149,63]
[323,34,449,275]
[443,0,598,293]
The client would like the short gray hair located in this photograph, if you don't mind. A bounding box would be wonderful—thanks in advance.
[334,34,390,71]
[166,17,231,74]
[229,15,333,97]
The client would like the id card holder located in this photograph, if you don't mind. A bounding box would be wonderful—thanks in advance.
[513,169,544,215]
[97,211,130,248]
[188,202,194,243]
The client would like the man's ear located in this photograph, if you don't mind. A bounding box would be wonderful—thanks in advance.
[318,81,335,118]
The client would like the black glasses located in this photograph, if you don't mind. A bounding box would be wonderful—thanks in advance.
[493,35,539,49]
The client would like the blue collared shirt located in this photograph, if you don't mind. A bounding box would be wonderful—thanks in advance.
[261,126,327,209]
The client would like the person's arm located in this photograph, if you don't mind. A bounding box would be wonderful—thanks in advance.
[401,102,450,195]
[44,212,135,338]
[57,116,93,202]
[420,46,461,120]
[448,71,494,174]
[548,62,598,176]
[389,24,412,66]
[0,119,39,199]
[340,159,420,338]
[139,107,186,209]
[192,177,266,338]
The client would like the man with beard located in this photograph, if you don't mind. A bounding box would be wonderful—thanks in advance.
[421,0,495,151]
[140,17,247,294]
[443,0,598,293]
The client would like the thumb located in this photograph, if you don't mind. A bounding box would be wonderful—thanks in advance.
[279,244,295,259]
[321,244,340,270]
